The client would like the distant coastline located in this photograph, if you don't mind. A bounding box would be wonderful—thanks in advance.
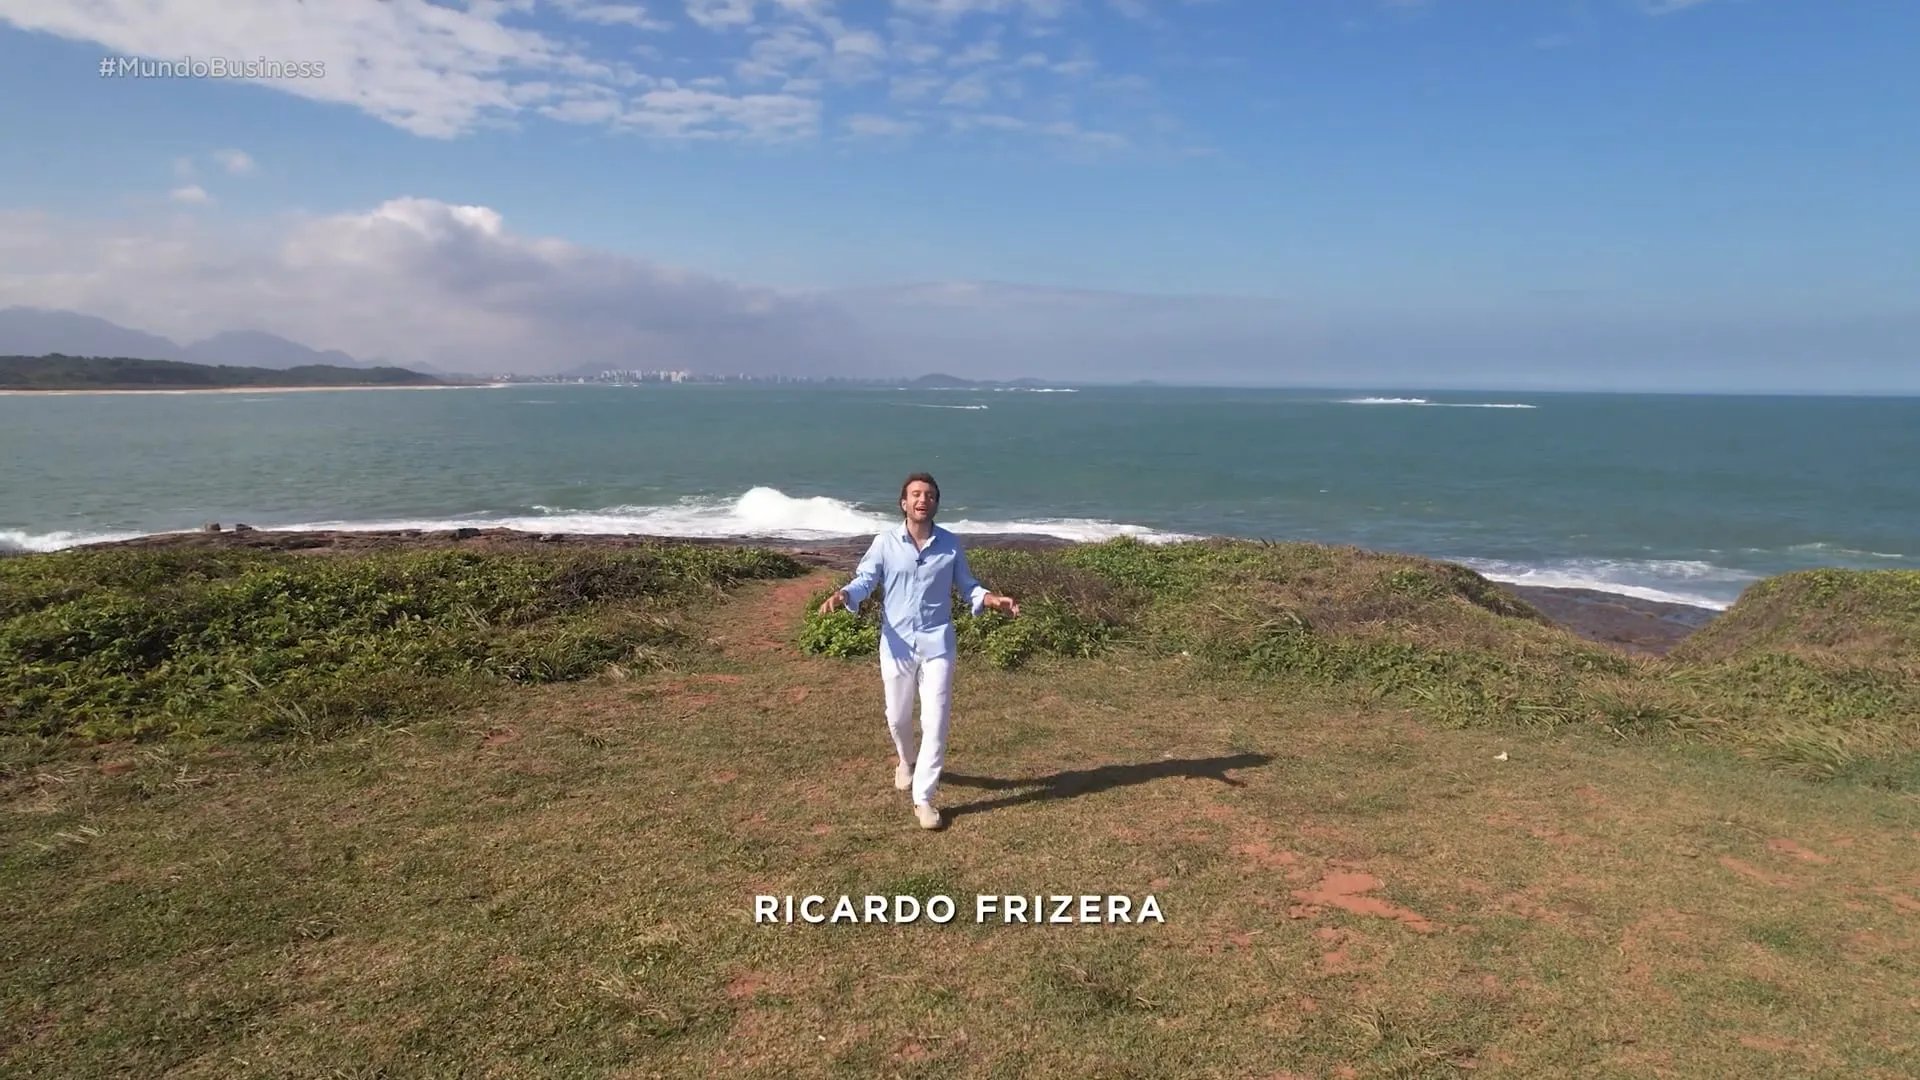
[0,383,508,396]
[0,353,463,393]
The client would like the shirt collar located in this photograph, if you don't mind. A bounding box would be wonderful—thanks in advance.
[895,522,943,545]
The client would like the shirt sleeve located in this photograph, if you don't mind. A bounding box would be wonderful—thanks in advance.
[840,534,885,610]
[953,540,990,615]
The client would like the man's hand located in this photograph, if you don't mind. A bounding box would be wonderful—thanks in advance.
[984,593,1020,617]
[818,590,847,616]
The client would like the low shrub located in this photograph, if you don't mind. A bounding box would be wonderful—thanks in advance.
[0,543,803,741]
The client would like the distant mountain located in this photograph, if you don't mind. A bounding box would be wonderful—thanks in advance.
[179,329,363,370]
[0,308,183,361]
[0,306,397,372]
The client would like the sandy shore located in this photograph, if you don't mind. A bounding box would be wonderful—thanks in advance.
[52,525,1720,656]
[0,383,508,396]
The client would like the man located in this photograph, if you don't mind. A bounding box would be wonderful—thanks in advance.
[819,473,1020,830]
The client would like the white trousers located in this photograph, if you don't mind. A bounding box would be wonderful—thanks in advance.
[881,651,954,806]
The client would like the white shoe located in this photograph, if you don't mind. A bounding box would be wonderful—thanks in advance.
[894,762,912,791]
[914,803,942,830]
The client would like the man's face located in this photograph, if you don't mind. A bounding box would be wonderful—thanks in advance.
[901,481,938,523]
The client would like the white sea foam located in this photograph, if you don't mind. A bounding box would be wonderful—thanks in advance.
[1456,557,1758,610]
[261,487,1199,545]
[1785,542,1906,560]
[1338,397,1537,409]
[0,497,1844,614]
[0,528,151,553]
[900,403,990,410]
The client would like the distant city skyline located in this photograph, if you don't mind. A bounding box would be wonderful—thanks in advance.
[0,1,1915,392]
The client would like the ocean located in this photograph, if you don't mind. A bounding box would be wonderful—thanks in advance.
[3,383,1915,611]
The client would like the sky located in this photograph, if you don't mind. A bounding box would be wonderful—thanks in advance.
[0,0,1915,390]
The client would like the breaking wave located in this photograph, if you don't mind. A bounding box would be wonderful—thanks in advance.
[1338,397,1538,409]
[261,487,1199,545]
[1455,557,1758,610]
[0,528,151,554]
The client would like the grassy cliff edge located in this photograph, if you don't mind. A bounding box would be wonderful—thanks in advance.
[5,534,1914,788]
[799,538,1920,789]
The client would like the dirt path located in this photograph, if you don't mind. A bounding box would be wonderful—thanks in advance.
[706,569,839,660]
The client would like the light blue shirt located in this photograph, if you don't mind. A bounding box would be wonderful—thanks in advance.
[840,523,990,662]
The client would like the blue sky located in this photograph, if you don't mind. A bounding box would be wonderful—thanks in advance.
[0,0,1915,390]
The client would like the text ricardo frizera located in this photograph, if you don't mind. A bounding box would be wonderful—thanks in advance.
[754,893,1164,925]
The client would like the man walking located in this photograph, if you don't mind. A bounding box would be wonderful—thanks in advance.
[819,473,1020,830]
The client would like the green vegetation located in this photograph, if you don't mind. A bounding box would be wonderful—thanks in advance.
[799,537,1920,788]
[0,544,804,741]
[0,353,442,389]
[1669,567,1920,669]
[6,535,1914,786]
[4,539,1918,1077]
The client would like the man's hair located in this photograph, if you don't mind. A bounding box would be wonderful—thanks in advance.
[899,472,940,507]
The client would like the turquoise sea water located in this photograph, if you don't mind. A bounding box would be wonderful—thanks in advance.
[3,384,1916,610]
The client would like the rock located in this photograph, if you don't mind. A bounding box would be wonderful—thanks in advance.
[233,523,254,533]
[202,522,221,532]
[452,527,481,540]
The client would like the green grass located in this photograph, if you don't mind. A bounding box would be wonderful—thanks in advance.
[797,537,1920,787]
[1669,567,1920,669]
[3,543,1919,1078]
[0,543,805,741]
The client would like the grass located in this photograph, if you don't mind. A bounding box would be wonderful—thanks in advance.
[3,537,1918,1078]
[0,543,805,741]
[801,538,1920,788]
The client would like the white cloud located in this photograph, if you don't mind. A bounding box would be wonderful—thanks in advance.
[625,87,820,139]
[0,199,877,376]
[0,0,577,139]
[169,185,212,204]
[948,39,1002,67]
[833,29,887,59]
[947,113,1124,148]
[940,73,994,105]
[552,1,673,29]
[735,25,827,84]
[0,0,1168,149]
[684,0,760,30]
[843,113,921,137]
[890,73,944,101]
[3,203,1915,392]
[890,0,1073,21]
[212,148,256,175]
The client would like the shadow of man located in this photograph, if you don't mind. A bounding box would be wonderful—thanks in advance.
[940,752,1274,819]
